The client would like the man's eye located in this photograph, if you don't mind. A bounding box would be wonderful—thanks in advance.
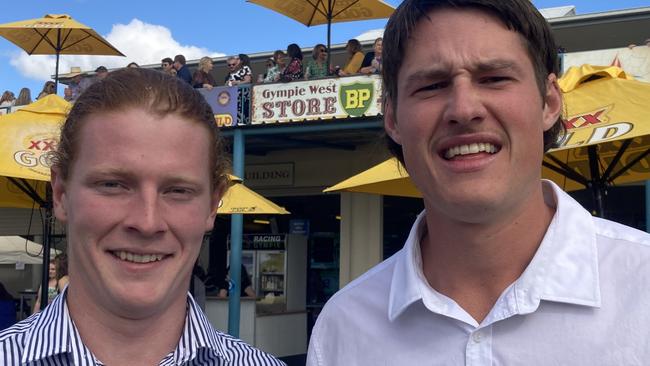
[481,76,510,84]
[99,181,119,188]
[417,81,449,93]
[95,181,126,192]
[165,187,195,198]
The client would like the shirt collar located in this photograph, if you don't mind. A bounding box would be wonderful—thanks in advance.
[23,289,231,365]
[388,180,601,321]
[514,180,601,313]
[22,287,99,365]
[174,293,231,364]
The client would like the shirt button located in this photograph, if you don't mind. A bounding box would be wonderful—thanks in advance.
[472,331,483,343]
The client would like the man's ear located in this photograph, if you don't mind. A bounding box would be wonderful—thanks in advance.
[205,181,226,231]
[51,167,68,223]
[384,96,402,145]
[542,73,562,132]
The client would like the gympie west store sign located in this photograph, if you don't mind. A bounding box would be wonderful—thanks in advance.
[251,75,383,124]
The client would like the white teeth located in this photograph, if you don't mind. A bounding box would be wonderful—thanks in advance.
[113,251,164,263]
[444,143,498,159]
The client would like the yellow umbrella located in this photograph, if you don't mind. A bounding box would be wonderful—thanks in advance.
[543,65,650,215]
[0,95,68,208]
[0,14,124,88]
[218,175,290,214]
[324,158,420,197]
[248,0,394,67]
[0,95,69,309]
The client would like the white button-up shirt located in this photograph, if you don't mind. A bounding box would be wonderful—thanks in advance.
[307,181,650,365]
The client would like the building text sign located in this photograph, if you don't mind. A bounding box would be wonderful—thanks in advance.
[245,163,294,187]
[251,75,383,124]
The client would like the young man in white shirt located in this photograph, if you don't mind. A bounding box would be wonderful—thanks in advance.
[307,1,650,365]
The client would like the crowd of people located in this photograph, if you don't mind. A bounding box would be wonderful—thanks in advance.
[1,38,383,109]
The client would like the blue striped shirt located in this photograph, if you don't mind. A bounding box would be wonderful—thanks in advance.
[0,289,285,365]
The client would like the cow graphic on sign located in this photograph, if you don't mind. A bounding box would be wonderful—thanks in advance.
[339,81,374,117]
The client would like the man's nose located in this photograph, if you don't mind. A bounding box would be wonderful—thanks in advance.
[124,187,168,236]
[441,79,488,125]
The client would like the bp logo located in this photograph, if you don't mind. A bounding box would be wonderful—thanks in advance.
[339,82,374,117]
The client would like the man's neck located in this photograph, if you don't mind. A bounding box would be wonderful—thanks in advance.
[66,286,188,366]
[420,185,555,323]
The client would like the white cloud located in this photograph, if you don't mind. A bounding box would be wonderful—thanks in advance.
[9,19,225,81]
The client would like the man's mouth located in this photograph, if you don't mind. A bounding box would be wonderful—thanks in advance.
[443,142,500,160]
[111,250,166,264]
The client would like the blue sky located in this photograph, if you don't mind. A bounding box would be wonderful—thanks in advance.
[1,0,648,98]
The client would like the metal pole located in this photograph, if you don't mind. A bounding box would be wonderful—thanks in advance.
[227,128,245,337]
[587,145,604,218]
[54,29,61,93]
[646,181,650,233]
[326,0,333,73]
[40,185,52,310]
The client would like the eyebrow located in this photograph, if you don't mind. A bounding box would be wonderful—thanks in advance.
[404,59,523,85]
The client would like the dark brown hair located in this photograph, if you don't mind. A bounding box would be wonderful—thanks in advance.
[54,254,68,280]
[346,39,362,54]
[382,0,564,163]
[52,68,229,191]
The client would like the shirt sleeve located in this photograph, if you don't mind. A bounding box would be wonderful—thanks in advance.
[343,52,365,74]
[361,52,375,68]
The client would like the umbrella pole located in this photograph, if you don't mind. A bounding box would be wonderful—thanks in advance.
[54,28,61,93]
[326,0,333,73]
[54,52,60,94]
[587,145,605,218]
[40,185,53,310]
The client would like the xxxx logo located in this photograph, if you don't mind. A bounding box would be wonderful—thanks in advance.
[562,105,612,130]
[339,82,374,117]
[14,133,59,173]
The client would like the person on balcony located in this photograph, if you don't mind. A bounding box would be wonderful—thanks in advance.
[0,91,15,107]
[15,88,32,106]
[192,56,216,90]
[305,44,329,80]
[360,37,383,75]
[173,54,193,85]
[280,43,304,82]
[336,39,364,76]
[225,55,252,86]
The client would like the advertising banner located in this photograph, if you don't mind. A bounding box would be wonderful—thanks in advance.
[251,75,383,124]
[199,86,239,127]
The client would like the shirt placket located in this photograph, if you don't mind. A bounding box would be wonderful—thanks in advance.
[465,325,493,366]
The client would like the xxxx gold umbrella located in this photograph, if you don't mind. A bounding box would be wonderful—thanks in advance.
[0,14,124,90]
[543,65,650,217]
[0,94,68,208]
[0,94,69,310]
[324,158,420,197]
[218,175,290,215]
[247,0,394,68]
